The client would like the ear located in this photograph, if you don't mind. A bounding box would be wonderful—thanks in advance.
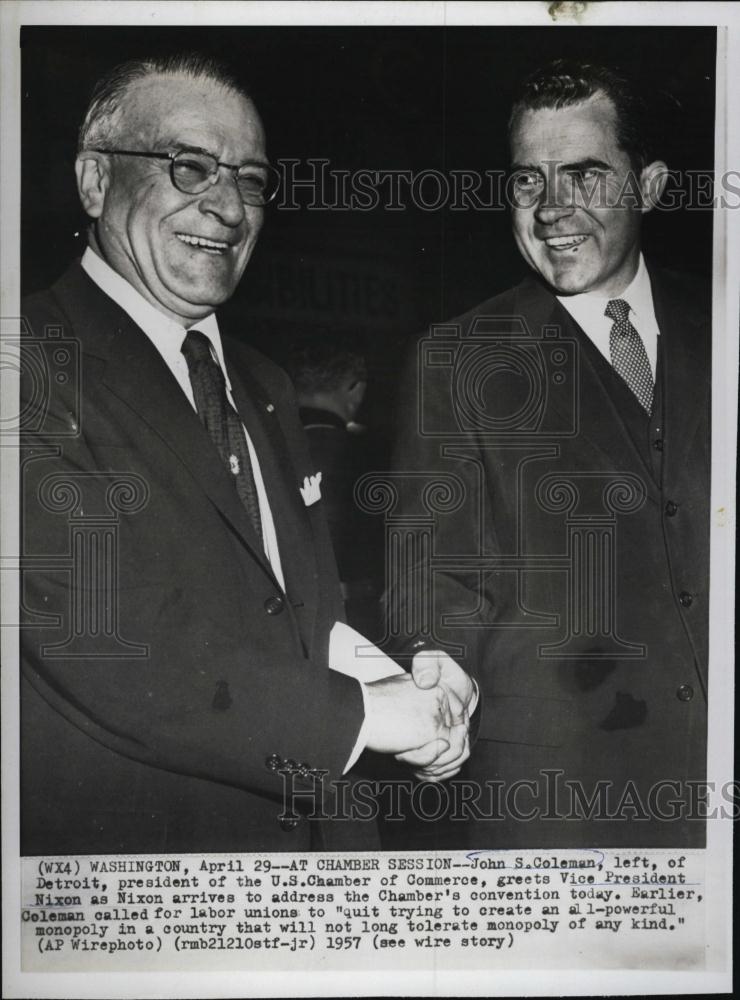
[347,378,367,409]
[639,160,668,214]
[75,152,111,218]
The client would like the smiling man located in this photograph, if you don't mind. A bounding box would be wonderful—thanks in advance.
[390,60,710,848]
[508,89,667,298]
[20,53,472,855]
[77,72,267,321]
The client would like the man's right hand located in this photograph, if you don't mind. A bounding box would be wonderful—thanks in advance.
[395,651,475,780]
[363,672,467,761]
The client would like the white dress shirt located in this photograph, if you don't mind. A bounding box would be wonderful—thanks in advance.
[80,248,371,772]
[556,254,661,380]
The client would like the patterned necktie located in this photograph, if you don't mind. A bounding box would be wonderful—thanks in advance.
[605,298,654,413]
[181,329,263,543]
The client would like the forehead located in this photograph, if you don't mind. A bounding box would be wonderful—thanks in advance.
[119,73,265,159]
[511,93,623,164]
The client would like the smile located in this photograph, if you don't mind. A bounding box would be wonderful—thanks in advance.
[176,233,231,254]
[544,235,589,251]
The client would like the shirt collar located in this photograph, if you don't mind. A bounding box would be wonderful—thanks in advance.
[619,254,654,327]
[80,246,227,375]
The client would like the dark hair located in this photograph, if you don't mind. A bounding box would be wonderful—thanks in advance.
[508,59,656,171]
[78,53,251,152]
[287,344,367,395]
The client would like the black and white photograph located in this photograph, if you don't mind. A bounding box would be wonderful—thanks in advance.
[1,1,736,997]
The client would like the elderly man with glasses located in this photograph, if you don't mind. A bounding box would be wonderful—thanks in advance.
[20,53,474,855]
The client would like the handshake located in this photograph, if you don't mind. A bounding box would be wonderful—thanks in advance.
[364,651,475,781]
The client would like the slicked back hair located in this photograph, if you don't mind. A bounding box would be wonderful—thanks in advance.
[508,58,656,172]
[288,345,368,395]
[77,53,251,152]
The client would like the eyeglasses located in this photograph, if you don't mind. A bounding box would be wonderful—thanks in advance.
[89,147,280,206]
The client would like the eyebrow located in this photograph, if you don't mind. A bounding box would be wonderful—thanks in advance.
[561,158,613,172]
[165,141,272,170]
[510,157,613,174]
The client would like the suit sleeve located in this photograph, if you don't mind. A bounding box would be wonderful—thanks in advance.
[386,335,501,684]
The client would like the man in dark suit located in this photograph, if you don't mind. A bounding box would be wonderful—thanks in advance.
[391,60,709,848]
[20,53,473,855]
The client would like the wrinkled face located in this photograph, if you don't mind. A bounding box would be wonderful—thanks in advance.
[509,94,647,297]
[84,73,266,324]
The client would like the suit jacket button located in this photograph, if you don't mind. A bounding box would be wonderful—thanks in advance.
[676,684,694,702]
[665,500,679,517]
[679,591,693,607]
[264,595,284,615]
[265,753,282,771]
[279,817,300,832]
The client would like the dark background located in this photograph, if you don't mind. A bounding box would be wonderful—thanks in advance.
[21,25,716,441]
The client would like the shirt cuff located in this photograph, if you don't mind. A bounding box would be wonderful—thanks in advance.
[343,680,369,774]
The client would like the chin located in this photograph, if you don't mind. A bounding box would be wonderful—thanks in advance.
[175,280,236,310]
[550,278,590,295]
[541,266,596,296]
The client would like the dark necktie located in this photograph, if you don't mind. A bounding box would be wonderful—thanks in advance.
[605,298,654,414]
[181,329,263,543]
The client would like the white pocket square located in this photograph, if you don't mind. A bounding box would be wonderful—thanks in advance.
[300,471,322,506]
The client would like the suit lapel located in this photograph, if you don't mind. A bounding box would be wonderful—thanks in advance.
[54,264,276,581]
[223,347,320,638]
[512,277,662,504]
[648,268,709,479]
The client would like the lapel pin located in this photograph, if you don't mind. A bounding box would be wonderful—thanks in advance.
[300,471,322,506]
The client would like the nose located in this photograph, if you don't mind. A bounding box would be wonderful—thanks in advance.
[197,169,249,227]
[534,173,575,226]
